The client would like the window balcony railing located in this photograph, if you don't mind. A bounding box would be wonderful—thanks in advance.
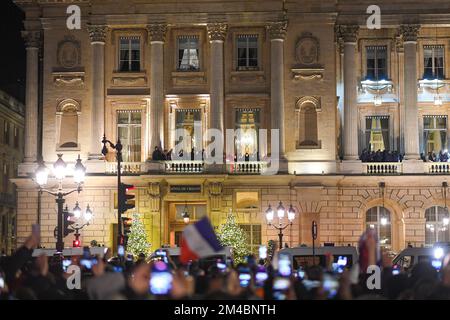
[364,162,402,175]
[425,162,450,174]
[164,160,205,173]
[227,161,267,174]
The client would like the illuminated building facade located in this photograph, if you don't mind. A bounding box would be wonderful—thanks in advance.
[12,0,450,253]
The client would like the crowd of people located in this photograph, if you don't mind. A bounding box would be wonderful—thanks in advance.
[1,230,450,300]
[359,149,403,163]
[422,150,450,162]
[151,146,206,161]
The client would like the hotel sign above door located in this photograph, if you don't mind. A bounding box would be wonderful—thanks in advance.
[170,185,202,193]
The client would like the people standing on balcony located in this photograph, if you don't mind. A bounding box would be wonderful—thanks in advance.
[359,149,402,162]
[244,152,250,162]
[423,150,450,162]
[166,149,173,161]
[152,146,164,161]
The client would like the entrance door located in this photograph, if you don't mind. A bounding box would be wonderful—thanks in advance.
[168,202,207,247]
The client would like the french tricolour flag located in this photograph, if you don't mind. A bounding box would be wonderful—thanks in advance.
[180,217,223,264]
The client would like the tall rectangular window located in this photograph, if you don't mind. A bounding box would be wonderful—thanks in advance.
[366,46,387,80]
[177,36,200,71]
[3,163,9,193]
[175,109,202,155]
[239,224,261,254]
[365,116,389,151]
[424,45,444,79]
[13,126,19,149]
[235,109,260,160]
[423,116,447,154]
[3,120,9,145]
[237,35,258,71]
[425,206,450,246]
[119,37,141,72]
[117,110,142,162]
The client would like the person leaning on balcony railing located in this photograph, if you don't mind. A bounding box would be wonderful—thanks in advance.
[423,150,450,162]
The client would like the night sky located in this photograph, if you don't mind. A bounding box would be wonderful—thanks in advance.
[0,0,26,103]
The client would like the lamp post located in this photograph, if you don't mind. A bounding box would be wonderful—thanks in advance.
[265,201,296,249]
[34,154,86,252]
[182,202,190,224]
[71,203,94,247]
[101,134,124,249]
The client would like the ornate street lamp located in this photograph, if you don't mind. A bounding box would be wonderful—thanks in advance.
[70,204,94,247]
[379,182,389,226]
[182,202,190,224]
[102,134,125,248]
[34,154,87,252]
[266,201,296,249]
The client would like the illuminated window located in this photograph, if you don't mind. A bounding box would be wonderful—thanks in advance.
[366,46,387,80]
[365,116,389,152]
[175,204,206,222]
[175,109,202,155]
[239,224,261,254]
[423,116,447,155]
[119,37,141,72]
[117,110,142,162]
[235,191,259,210]
[366,206,391,249]
[177,36,200,71]
[425,206,450,246]
[235,109,260,160]
[236,35,258,71]
[423,45,444,79]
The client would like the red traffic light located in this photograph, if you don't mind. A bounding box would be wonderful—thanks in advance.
[118,183,136,213]
[73,239,81,247]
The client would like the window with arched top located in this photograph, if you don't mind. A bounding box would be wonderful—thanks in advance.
[56,99,80,149]
[296,97,321,149]
[425,206,450,246]
[366,206,392,249]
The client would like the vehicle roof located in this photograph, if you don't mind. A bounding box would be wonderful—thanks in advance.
[32,247,106,257]
[153,246,231,257]
[280,246,358,255]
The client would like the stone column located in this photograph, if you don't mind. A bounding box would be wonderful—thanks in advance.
[22,30,41,163]
[148,24,167,151]
[267,21,288,157]
[396,36,405,155]
[400,25,420,159]
[337,25,359,160]
[88,25,107,159]
[207,23,227,141]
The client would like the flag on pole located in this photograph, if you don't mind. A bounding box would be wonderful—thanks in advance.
[180,217,223,264]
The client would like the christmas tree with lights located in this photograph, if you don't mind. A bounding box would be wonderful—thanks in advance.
[126,213,151,258]
[216,211,250,264]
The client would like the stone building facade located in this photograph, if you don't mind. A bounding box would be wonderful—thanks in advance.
[0,90,24,255]
[12,0,450,254]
